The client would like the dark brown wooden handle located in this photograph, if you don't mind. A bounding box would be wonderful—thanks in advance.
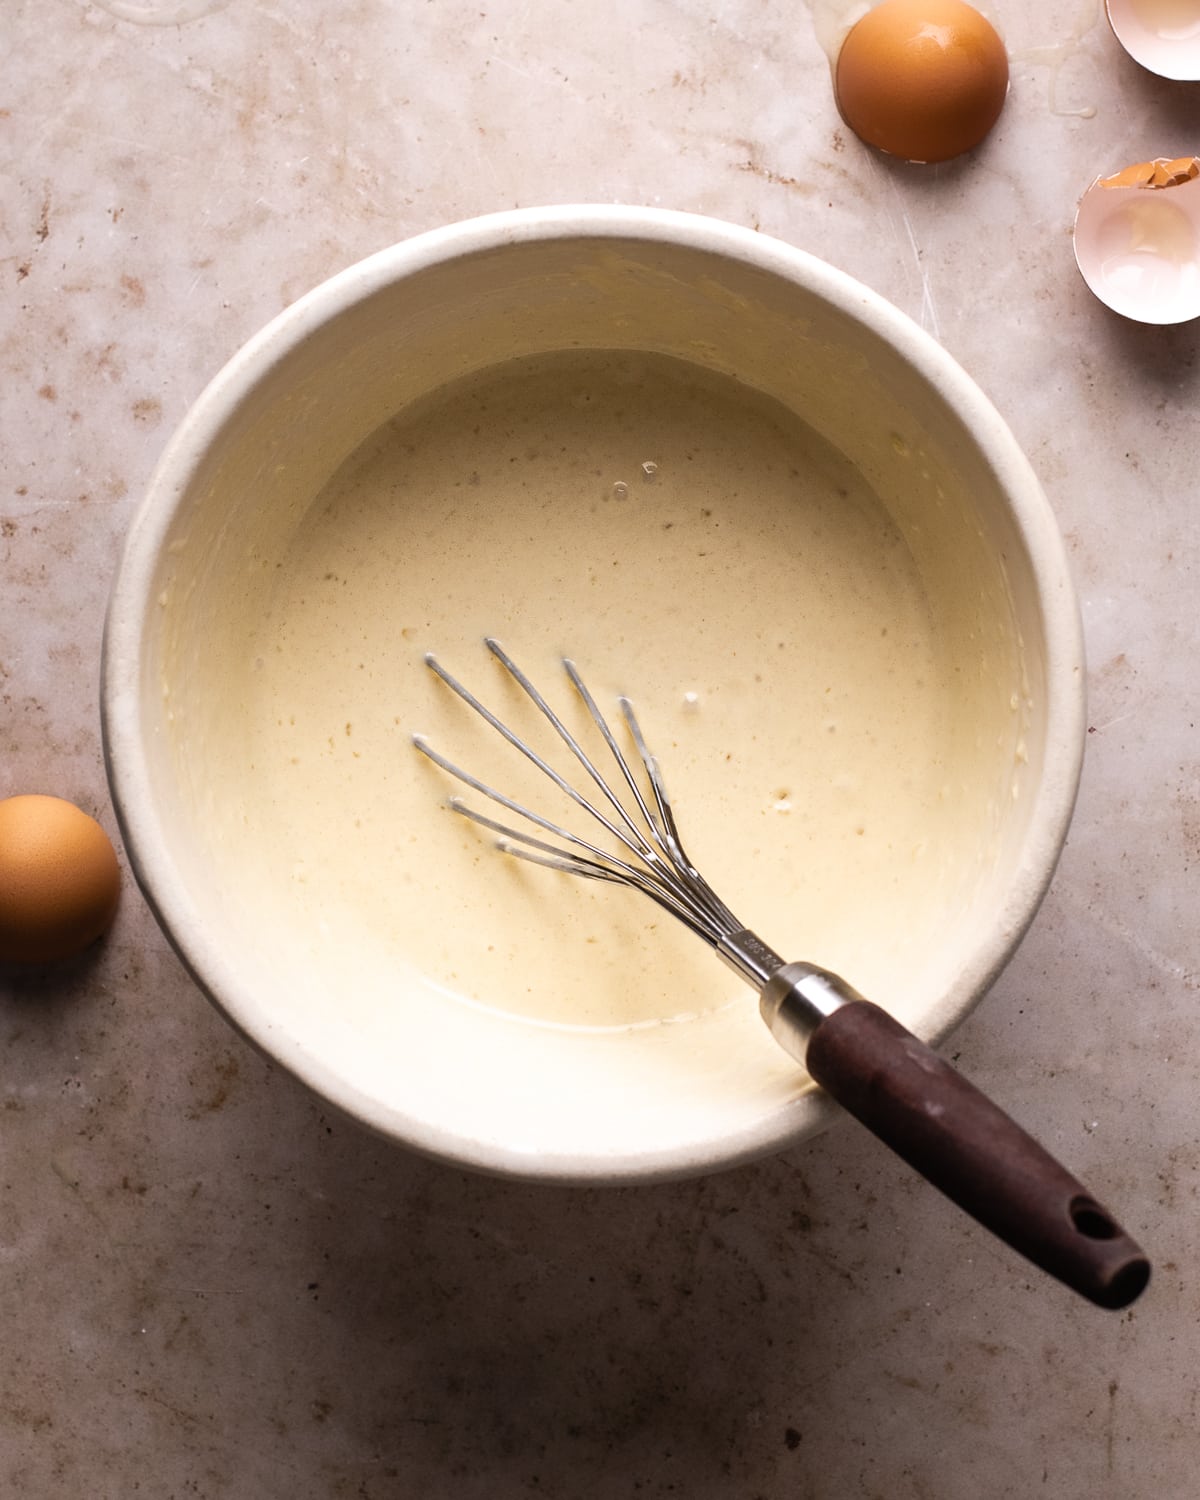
[805,1000,1150,1309]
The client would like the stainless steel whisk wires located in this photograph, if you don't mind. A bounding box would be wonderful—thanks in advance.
[412,637,774,986]
[412,638,1150,1311]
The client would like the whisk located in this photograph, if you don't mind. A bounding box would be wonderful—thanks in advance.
[413,638,1149,1309]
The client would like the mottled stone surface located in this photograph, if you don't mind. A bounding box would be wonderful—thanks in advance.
[2,2,1197,1495]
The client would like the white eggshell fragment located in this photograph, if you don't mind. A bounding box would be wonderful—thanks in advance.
[1105,0,1200,80]
[1073,157,1200,325]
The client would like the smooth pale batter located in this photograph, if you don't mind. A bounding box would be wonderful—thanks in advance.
[243,350,981,1035]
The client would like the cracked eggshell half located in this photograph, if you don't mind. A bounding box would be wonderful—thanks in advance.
[1073,157,1200,325]
[1105,0,1200,80]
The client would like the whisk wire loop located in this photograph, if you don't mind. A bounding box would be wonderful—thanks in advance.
[415,642,747,947]
[421,649,646,867]
[557,657,670,857]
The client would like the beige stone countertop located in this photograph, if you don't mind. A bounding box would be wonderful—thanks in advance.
[3,2,1198,1495]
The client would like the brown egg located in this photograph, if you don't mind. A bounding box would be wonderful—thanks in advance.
[0,795,121,963]
[835,0,1009,164]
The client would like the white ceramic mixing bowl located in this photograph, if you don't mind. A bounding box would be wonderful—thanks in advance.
[101,206,1084,1181]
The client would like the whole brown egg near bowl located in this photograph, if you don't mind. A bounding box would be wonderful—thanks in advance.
[101,208,1089,1209]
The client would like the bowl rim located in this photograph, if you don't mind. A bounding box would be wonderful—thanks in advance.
[101,203,1086,1182]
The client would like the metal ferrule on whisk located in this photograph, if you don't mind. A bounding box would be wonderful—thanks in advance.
[757,961,862,1064]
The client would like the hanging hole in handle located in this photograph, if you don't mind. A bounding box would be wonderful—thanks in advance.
[1070,1196,1119,1240]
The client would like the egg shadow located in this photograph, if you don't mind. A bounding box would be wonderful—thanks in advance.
[1103,44,1200,124]
[0,940,113,1011]
[1089,302,1200,394]
[852,142,984,190]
